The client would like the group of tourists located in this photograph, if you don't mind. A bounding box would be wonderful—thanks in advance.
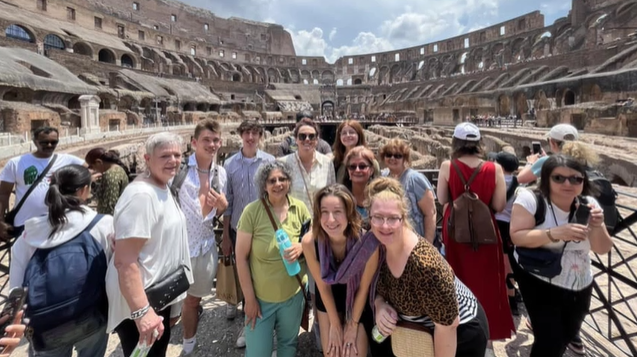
[0,113,614,357]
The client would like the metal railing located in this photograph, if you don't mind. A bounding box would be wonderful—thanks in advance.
[416,169,637,356]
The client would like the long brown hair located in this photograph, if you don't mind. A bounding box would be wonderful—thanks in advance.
[333,120,366,169]
[312,184,362,242]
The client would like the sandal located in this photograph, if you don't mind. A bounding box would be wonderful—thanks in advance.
[568,335,586,355]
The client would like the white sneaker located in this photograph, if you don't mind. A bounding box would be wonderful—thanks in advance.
[271,351,277,357]
[226,304,237,320]
[484,348,496,357]
[236,328,246,348]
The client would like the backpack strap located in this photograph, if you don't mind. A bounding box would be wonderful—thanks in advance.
[533,191,546,226]
[84,214,104,233]
[170,159,190,197]
[506,176,519,201]
[451,160,484,191]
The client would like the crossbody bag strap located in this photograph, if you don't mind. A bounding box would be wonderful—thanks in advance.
[261,198,279,231]
[260,197,308,305]
[294,153,313,207]
[12,154,58,216]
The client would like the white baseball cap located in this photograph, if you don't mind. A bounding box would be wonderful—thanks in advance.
[548,124,579,141]
[453,122,481,141]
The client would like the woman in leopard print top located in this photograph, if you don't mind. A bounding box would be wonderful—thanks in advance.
[365,177,490,357]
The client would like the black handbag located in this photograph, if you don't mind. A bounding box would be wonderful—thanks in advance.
[516,244,567,279]
[145,265,191,312]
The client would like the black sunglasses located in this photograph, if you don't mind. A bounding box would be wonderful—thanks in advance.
[297,133,317,141]
[348,164,370,171]
[551,175,584,185]
[267,177,289,185]
[38,140,59,146]
[385,153,403,160]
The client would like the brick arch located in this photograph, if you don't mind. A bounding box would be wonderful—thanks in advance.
[4,23,37,43]
[98,48,116,64]
[72,41,94,57]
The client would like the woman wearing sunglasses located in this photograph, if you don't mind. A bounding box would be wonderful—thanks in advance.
[332,120,380,185]
[380,139,437,245]
[279,118,336,213]
[510,154,612,357]
[343,146,379,226]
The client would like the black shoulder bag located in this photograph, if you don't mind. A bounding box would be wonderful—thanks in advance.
[515,194,578,279]
[4,154,58,238]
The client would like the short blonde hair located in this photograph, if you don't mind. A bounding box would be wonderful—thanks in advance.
[145,132,183,155]
[379,139,411,164]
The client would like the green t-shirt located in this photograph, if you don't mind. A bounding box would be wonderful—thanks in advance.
[237,196,310,303]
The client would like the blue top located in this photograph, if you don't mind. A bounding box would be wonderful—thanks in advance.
[223,149,275,230]
[382,168,436,237]
[531,156,549,177]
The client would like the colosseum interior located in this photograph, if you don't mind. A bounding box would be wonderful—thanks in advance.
[0,0,636,188]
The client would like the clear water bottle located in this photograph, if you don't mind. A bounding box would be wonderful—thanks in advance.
[275,228,301,276]
[130,341,151,357]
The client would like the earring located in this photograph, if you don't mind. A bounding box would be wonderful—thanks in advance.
[145,170,151,179]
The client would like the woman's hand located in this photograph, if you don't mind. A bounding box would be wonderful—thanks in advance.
[550,224,589,242]
[375,301,398,337]
[244,297,262,330]
[283,243,303,264]
[343,321,360,356]
[0,311,25,356]
[327,322,343,356]
[589,206,605,228]
[134,308,164,346]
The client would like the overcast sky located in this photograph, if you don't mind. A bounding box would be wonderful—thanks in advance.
[183,0,571,63]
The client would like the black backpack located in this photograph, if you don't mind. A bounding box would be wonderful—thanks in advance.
[586,169,618,234]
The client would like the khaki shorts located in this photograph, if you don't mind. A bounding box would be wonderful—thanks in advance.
[187,248,218,298]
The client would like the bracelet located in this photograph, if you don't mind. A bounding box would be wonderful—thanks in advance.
[131,304,150,320]
[546,229,559,243]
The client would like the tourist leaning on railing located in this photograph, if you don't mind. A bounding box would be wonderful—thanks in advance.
[510,154,613,357]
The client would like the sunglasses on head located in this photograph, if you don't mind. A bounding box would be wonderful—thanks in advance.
[551,174,584,185]
[385,153,403,160]
[297,133,317,141]
[38,140,59,146]
[267,177,289,185]
[347,163,370,171]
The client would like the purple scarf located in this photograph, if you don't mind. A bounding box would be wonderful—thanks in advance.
[318,231,383,320]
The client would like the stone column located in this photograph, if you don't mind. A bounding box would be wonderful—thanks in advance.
[79,95,101,134]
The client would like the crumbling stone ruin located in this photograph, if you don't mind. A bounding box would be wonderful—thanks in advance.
[0,0,635,137]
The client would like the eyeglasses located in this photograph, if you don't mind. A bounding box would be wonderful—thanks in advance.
[340,130,358,137]
[297,133,317,141]
[38,140,59,146]
[347,164,370,171]
[370,215,403,227]
[385,153,403,160]
[267,177,289,185]
[551,175,584,185]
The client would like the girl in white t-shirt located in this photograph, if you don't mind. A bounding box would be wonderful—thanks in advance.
[510,155,612,357]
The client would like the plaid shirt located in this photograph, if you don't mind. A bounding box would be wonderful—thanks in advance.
[278,152,335,212]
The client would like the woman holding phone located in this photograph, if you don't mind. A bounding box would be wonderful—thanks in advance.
[510,154,613,356]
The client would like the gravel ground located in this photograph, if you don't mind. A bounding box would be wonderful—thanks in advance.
[10,291,601,357]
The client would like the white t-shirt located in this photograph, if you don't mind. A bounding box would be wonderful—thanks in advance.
[495,175,516,223]
[513,188,600,291]
[105,181,193,332]
[0,153,84,226]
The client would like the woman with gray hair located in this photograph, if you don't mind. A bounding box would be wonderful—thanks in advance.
[235,161,311,357]
[105,132,194,357]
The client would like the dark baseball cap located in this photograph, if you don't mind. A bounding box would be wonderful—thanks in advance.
[495,152,520,172]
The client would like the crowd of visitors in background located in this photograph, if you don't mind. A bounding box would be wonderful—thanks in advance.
[0,110,615,357]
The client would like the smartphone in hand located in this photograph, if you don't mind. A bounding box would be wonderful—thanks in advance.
[573,204,592,226]
[532,141,542,155]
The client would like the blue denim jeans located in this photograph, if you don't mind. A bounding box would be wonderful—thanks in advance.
[28,325,108,357]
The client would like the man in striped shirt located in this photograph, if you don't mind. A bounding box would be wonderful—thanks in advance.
[222,119,275,348]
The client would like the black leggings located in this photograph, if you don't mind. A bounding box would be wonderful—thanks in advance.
[513,259,592,357]
[115,306,172,357]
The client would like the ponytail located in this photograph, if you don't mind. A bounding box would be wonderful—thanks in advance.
[45,165,91,237]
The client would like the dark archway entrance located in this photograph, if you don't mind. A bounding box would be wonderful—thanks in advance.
[564,90,575,106]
